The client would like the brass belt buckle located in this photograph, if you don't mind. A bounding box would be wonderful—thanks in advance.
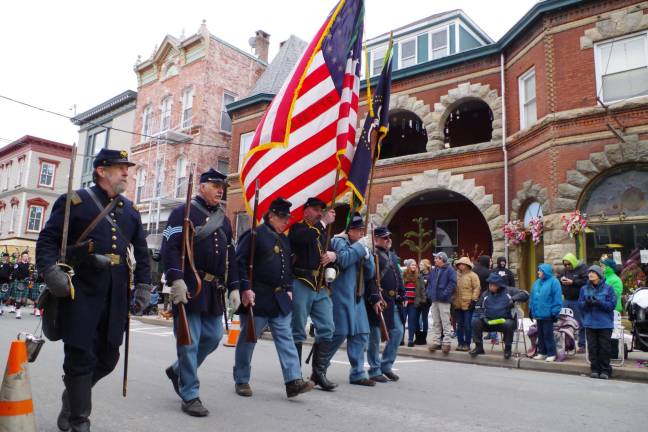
[388,290,396,298]
[106,254,121,265]
[274,287,284,293]
[203,273,215,282]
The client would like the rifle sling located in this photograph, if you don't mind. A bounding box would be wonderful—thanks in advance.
[75,190,119,245]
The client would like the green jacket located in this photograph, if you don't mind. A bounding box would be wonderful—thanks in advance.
[603,264,623,312]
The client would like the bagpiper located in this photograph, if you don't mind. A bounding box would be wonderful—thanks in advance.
[36,148,151,432]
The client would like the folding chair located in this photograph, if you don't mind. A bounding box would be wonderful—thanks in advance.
[512,305,528,357]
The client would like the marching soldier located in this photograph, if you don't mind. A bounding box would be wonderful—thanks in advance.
[325,213,375,386]
[0,252,12,316]
[10,251,32,319]
[161,168,238,417]
[233,197,314,398]
[36,149,151,432]
[288,197,338,390]
[365,227,405,383]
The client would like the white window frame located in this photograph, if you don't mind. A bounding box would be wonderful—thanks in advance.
[399,37,417,69]
[141,105,152,138]
[175,156,187,198]
[594,31,648,104]
[9,205,17,233]
[160,96,173,132]
[15,158,24,187]
[38,161,56,187]
[135,168,146,203]
[4,162,11,190]
[430,27,449,60]
[154,159,164,198]
[238,131,255,171]
[518,67,537,130]
[26,205,44,233]
[181,88,194,129]
[0,208,4,234]
[221,91,236,133]
[371,46,387,77]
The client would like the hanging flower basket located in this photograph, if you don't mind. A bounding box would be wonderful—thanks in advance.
[503,219,527,245]
[561,210,588,238]
[528,216,543,245]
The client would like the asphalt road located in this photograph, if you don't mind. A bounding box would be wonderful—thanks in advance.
[1,308,647,432]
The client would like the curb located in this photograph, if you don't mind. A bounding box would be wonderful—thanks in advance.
[132,316,648,383]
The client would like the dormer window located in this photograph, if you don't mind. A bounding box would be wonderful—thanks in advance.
[372,47,386,76]
[431,28,448,60]
[400,38,416,68]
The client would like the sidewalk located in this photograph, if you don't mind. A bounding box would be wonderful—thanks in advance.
[134,314,648,383]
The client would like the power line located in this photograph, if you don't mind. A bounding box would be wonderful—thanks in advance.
[0,94,232,150]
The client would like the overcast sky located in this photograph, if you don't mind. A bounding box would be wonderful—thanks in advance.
[0,0,537,147]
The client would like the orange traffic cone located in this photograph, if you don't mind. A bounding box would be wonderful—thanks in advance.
[224,317,241,347]
[0,340,36,431]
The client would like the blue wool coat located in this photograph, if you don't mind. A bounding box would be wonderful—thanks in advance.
[578,279,616,329]
[529,263,563,320]
[425,263,457,303]
[330,234,375,336]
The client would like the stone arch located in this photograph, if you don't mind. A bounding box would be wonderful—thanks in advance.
[429,82,502,151]
[555,135,648,212]
[357,93,436,151]
[510,180,549,221]
[371,168,505,257]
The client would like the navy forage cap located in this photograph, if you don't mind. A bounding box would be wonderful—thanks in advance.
[303,197,326,209]
[374,226,391,238]
[269,197,292,217]
[346,212,365,231]
[199,168,227,184]
[93,149,136,168]
[486,272,507,288]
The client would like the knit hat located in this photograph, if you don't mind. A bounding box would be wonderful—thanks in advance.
[601,258,618,271]
[588,265,604,279]
[486,272,508,288]
[434,252,448,262]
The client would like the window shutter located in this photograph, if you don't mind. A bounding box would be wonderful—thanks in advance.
[417,33,429,63]
[449,24,456,54]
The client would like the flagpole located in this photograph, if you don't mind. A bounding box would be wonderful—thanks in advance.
[317,164,341,288]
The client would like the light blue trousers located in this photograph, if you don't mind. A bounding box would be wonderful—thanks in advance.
[328,333,369,382]
[367,307,404,377]
[233,312,303,384]
[291,279,335,343]
[172,312,223,401]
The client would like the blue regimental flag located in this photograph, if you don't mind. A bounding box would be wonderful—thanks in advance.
[346,40,392,207]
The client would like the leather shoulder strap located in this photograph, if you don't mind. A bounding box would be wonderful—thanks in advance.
[76,190,119,245]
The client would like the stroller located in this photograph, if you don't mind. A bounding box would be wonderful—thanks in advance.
[526,308,579,361]
[626,287,648,352]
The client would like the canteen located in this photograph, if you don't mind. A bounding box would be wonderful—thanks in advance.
[325,267,337,283]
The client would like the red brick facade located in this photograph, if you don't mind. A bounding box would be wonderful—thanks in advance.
[227,1,648,287]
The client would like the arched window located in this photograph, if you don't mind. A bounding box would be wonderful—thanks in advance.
[444,99,493,148]
[379,109,428,159]
[141,104,152,137]
[523,201,543,228]
[160,96,173,132]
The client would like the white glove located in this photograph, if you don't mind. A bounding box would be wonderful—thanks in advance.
[364,246,371,259]
[356,236,368,249]
[170,279,188,305]
[229,289,241,311]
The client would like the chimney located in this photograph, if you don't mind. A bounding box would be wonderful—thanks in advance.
[253,30,270,62]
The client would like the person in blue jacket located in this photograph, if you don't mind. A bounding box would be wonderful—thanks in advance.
[529,263,562,362]
[325,213,376,386]
[578,265,617,379]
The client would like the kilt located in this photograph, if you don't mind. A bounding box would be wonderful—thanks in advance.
[0,283,9,301]
[10,281,29,301]
[29,283,45,301]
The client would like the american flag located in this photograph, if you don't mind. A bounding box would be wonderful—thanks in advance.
[240,0,364,225]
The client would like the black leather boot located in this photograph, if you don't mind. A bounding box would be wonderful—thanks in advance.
[57,387,70,431]
[310,342,337,391]
[64,374,93,432]
[295,343,302,365]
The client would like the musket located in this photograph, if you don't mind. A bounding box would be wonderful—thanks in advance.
[359,128,389,342]
[177,168,200,346]
[123,246,135,397]
[245,179,260,343]
[59,144,78,299]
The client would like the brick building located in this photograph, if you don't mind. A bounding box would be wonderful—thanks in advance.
[0,136,73,255]
[226,0,648,291]
[71,90,138,188]
[126,21,268,249]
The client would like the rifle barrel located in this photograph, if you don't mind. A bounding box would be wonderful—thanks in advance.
[245,179,260,343]
[60,144,77,262]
